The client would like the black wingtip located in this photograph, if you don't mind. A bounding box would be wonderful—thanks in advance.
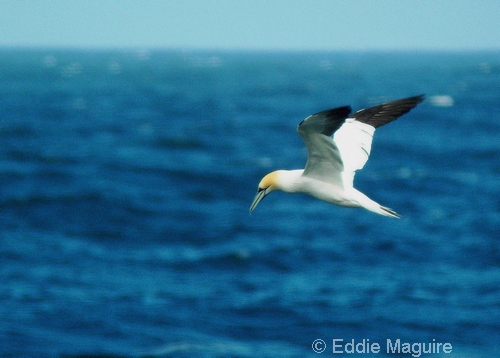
[313,106,352,136]
[312,106,352,118]
[405,94,426,105]
[298,105,352,137]
[353,94,425,128]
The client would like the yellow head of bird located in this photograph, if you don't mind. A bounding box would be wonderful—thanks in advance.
[249,171,280,213]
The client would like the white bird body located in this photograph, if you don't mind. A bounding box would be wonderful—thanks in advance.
[250,95,425,218]
[261,169,389,215]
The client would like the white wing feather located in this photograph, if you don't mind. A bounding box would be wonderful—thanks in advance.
[333,120,375,188]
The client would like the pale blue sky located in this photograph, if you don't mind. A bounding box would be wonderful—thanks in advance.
[0,0,499,50]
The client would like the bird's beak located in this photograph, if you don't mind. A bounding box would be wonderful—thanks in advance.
[249,189,267,213]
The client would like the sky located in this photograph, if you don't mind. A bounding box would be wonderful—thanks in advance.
[0,0,499,51]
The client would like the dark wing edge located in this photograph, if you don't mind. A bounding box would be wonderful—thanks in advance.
[297,106,351,137]
[351,95,425,128]
[296,106,351,183]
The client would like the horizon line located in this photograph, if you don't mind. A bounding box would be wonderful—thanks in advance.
[1,44,500,53]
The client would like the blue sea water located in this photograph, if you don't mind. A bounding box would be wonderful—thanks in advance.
[0,48,499,357]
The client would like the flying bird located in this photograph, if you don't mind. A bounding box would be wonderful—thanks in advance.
[250,95,425,217]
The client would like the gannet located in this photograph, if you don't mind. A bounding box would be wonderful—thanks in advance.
[250,95,424,217]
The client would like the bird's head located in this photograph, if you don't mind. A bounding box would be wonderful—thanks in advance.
[249,170,281,213]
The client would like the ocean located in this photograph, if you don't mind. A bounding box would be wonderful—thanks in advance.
[0,48,499,357]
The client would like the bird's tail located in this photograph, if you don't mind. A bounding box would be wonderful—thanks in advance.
[352,190,402,218]
[380,206,402,218]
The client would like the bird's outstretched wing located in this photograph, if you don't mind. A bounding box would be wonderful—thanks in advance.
[297,106,351,186]
[334,95,425,187]
[351,95,425,128]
